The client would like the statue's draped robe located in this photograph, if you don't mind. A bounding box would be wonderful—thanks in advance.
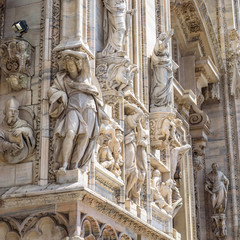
[151,40,173,107]
[48,72,101,169]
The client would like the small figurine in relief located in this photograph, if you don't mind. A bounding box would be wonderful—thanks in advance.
[102,0,135,56]
[151,169,172,213]
[205,163,229,214]
[124,101,143,202]
[150,30,174,108]
[48,50,102,171]
[0,97,35,164]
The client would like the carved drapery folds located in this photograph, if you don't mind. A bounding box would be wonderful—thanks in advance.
[205,163,229,238]
[0,38,34,91]
[150,30,174,110]
[48,50,102,174]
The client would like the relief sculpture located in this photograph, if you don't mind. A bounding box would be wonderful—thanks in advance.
[48,50,103,171]
[0,38,34,91]
[0,97,35,164]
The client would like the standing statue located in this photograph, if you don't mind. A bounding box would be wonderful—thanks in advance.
[0,97,35,164]
[102,0,135,56]
[205,163,229,213]
[135,115,149,204]
[150,30,174,108]
[124,101,143,202]
[48,50,102,171]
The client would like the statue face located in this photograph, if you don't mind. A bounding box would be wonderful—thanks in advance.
[5,107,19,125]
[212,163,218,171]
[66,59,78,79]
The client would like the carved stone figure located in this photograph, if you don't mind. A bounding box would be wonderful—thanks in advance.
[102,0,135,56]
[150,30,174,108]
[107,60,137,93]
[205,163,229,214]
[211,214,227,238]
[0,39,33,91]
[151,169,172,213]
[109,123,124,177]
[0,97,35,164]
[135,115,149,204]
[48,50,102,171]
[170,143,191,179]
[171,180,183,217]
[124,101,143,202]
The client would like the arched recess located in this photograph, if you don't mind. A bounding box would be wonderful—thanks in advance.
[22,216,68,240]
[118,232,131,240]
[99,224,118,240]
[0,221,20,240]
[81,216,101,240]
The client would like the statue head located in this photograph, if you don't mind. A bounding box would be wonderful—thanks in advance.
[62,50,91,81]
[152,169,161,178]
[4,97,19,126]
[212,162,218,172]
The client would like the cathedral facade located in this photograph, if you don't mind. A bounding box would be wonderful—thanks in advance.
[0,0,239,240]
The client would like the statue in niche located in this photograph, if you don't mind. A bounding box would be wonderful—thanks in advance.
[151,169,172,213]
[205,163,229,214]
[170,143,191,179]
[48,50,102,171]
[101,0,135,56]
[150,30,174,108]
[0,39,33,91]
[134,114,149,204]
[124,101,143,202]
[107,60,137,93]
[0,97,35,164]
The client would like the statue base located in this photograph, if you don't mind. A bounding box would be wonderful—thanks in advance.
[211,214,227,238]
[125,199,138,216]
[137,206,147,221]
[56,169,88,186]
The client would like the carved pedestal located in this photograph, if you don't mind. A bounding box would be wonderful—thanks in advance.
[56,169,88,185]
[211,214,227,238]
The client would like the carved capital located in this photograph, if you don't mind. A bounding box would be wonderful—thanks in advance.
[0,38,34,91]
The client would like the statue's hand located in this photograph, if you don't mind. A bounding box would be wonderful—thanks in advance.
[12,128,23,137]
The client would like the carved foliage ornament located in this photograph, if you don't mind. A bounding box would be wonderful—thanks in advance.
[0,38,34,91]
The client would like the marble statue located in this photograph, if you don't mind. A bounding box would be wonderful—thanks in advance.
[48,50,102,171]
[170,143,191,179]
[102,0,135,56]
[150,30,174,108]
[124,101,143,202]
[205,163,229,214]
[134,115,149,204]
[0,97,35,164]
[151,169,172,213]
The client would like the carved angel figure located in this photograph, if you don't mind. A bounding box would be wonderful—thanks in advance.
[102,0,135,56]
[150,30,174,108]
[48,50,102,171]
[205,163,229,214]
[0,97,35,164]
